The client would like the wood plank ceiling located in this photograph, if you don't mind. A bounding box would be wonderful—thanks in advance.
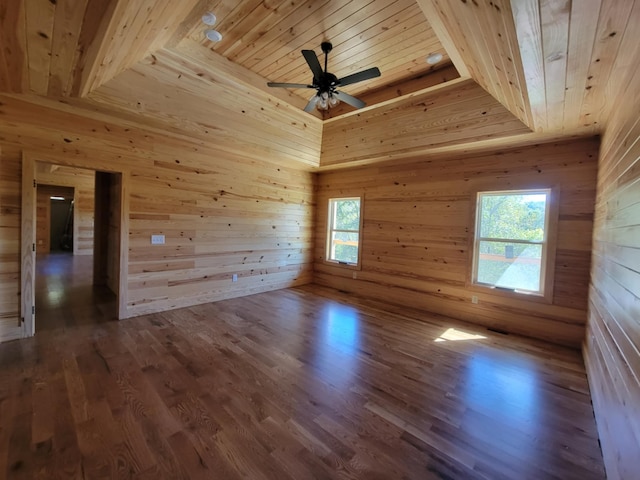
[0,0,638,152]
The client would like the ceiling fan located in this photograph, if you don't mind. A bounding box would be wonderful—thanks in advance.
[267,42,381,113]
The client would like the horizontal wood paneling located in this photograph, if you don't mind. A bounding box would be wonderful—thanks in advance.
[182,0,451,107]
[35,165,95,255]
[0,85,318,338]
[325,64,460,118]
[315,138,599,347]
[584,53,640,479]
[416,0,532,127]
[320,78,531,167]
[417,0,639,139]
[89,47,322,169]
[0,145,22,343]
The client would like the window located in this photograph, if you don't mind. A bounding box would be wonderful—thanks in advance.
[326,197,362,266]
[472,189,552,295]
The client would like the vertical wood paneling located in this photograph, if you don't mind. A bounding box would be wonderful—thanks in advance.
[47,0,90,96]
[315,138,599,347]
[584,43,640,479]
[24,0,55,95]
[0,0,28,93]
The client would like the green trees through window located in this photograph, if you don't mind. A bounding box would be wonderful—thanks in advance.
[327,198,361,265]
[474,191,550,293]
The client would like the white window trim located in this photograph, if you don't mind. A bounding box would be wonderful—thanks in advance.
[325,197,363,269]
[469,188,558,301]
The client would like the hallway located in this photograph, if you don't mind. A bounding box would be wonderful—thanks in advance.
[35,253,117,332]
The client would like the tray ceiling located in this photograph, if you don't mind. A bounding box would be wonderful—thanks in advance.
[0,0,638,140]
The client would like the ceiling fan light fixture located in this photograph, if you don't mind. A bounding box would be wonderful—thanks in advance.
[202,12,217,26]
[205,29,223,42]
[426,52,443,65]
[317,96,329,110]
[267,41,378,113]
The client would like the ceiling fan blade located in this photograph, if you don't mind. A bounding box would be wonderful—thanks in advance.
[302,50,323,80]
[336,67,381,87]
[304,96,318,113]
[334,90,366,109]
[267,82,313,88]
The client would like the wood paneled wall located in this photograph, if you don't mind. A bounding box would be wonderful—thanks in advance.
[584,61,640,478]
[0,87,318,340]
[315,137,599,347]
[321,78,530,168]
[0,145,22,343]
[35,165,95,255]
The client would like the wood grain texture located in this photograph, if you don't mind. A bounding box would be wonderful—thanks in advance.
[415,0,532,127]
[315,137,599,347]
[321,78,531,167]
[325,64,460,118]
[35,164,95,256]
[89,47,322,169]
[584,46,640,480]
[182,0,451,106]
[0,92,316,338]
[0,269,605,479]
[416,0,639,139]
[0,146,23,343]
[0,0,207,97]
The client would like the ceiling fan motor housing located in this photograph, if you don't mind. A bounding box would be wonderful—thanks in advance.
[317,72,338,93]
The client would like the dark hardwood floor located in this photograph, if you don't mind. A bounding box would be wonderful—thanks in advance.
[0,255,604,479]
[34,252,117,331]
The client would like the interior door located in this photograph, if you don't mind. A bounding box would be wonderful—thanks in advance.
[20,153,36,336]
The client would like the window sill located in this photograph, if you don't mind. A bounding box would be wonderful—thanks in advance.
[468,283,552,304]
[324,259,361,270]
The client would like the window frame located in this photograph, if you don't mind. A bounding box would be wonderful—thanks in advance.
[325,196,363,269]
[469,188,558,302]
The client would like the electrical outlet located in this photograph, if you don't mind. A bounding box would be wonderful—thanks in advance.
[472,295,479,304]
[232,274,238,282]
[151,234,165,245]
[352,271,357,279]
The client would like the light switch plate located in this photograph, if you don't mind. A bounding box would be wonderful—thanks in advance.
[151,234,165,245]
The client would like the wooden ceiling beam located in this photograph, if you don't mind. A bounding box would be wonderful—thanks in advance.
[414,0,470,78]
[415,0,534,130]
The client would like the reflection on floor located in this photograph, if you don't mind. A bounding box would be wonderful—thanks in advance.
[0,281,604,479]
[35,252,117,331]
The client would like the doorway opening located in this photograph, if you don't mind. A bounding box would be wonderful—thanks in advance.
[24,160,124,334]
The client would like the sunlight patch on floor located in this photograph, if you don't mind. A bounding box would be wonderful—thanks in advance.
[434,327,487,342]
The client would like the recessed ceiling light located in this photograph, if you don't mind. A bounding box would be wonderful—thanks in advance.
[205,29,222,42]
[202,12,217,26]
[426,52,443,65]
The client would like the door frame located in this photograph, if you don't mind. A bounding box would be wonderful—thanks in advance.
[20,151,130,336]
